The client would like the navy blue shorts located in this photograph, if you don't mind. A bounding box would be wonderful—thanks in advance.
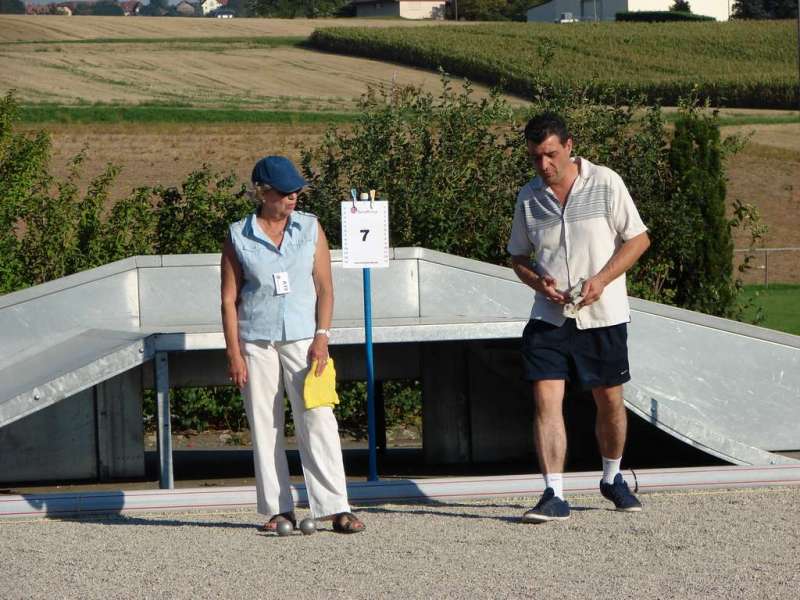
[521,319,631,390]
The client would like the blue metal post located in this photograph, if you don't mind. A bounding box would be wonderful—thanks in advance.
[363,267,378,481]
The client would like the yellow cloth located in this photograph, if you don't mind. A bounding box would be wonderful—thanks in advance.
[303,358,339,410]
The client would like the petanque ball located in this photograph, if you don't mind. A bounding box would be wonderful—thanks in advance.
[299,518,316,535]
[275,520,294,537]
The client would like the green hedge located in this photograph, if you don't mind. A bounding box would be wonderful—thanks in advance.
[616,11,715,22]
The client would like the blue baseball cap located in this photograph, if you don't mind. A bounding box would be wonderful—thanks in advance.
[251,156,307,194]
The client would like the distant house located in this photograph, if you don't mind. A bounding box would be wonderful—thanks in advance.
[527,1,731,23]
[174,0,197,16]
[199,0,221,15]
[353,0,447,20]
[120,0,141,15]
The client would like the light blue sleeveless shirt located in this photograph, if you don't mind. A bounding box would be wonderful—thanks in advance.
[229,210,319,342]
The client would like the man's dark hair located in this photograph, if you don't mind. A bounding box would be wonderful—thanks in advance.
[524,112,572,145]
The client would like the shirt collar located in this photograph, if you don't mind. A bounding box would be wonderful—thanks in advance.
[244,212,302,249]
[530,156,595,194]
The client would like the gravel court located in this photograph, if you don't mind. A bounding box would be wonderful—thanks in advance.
[2,486,799,599]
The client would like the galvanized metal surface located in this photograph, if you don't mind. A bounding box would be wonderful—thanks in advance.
[0,270,140,369]
[0,388,98,483]
[139,265,221,328]
[628,303,800,452]
[1,249,799,472]
[330,260,420,320]
[0,330,151,428]
[155,352,174,490]
[418,260,531,320]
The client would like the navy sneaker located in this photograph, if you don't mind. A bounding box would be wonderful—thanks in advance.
[521,488,571,523]
[600,473,642,512]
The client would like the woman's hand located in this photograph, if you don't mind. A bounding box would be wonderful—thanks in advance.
[228,353,248,390]
[308,335,330,376]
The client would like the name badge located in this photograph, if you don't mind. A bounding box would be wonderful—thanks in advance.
[273,271,291,295]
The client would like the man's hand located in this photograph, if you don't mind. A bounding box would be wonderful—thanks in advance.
[228,353,248,390]
[535,275,569,304]
[308,335,329,376]
[578,276,606,308]
[511,256,568,305]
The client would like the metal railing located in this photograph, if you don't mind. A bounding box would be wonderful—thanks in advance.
[734,247,800,286]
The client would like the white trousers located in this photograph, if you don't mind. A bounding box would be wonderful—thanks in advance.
[242,339,351,519]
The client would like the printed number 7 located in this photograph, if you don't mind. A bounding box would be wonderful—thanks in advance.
[360,229,369,242]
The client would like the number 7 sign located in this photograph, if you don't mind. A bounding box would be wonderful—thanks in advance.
[341,200,390,269]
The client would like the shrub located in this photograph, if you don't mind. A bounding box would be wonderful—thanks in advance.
[300,79,762,317]
[1,93,254,294]
[301,79,523,265]
[616,11,714,22]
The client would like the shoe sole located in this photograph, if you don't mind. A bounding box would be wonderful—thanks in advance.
[614,506,642,512]
[521,514,570,523]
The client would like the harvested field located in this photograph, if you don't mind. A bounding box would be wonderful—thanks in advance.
[0,44,515,111]
[33,122,326,198]
[0,15,455,43]
[726,123,800,284]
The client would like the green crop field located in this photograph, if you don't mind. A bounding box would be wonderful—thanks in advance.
[309,21,799,108]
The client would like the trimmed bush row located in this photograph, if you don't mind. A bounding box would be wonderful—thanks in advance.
[616,11,715,22]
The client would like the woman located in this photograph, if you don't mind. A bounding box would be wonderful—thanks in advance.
[220,156,365,534]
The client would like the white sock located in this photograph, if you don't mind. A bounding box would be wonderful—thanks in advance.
[544,473,564,499]
[602,456,622,484]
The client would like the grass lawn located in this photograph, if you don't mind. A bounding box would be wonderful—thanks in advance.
[740,284,800,336]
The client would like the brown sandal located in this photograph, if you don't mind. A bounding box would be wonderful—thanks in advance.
[331,512,365,534]
[259,511,296,533]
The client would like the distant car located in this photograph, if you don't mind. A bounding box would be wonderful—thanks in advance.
[555,12,577,23]
[212,9,235,18]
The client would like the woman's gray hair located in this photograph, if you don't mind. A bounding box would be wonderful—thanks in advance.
[248,182,272,206]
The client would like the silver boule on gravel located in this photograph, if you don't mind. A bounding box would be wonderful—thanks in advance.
[299,518,316,535]
[275,520,294,537]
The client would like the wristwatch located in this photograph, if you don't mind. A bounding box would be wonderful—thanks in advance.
[315,328,331,338]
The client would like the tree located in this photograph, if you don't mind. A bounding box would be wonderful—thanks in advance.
[140,0,170,16]
[733,0,798,18]
[452,0,510,20]
[90,0,126,15]
[670,1,691,12]
[668,104,738,316]
[225,0,247,16]
[0,0,25,13]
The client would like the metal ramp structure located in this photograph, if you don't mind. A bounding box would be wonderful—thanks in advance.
[1,248,798,487]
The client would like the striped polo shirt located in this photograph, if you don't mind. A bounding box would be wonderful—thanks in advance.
[507,157,648,330]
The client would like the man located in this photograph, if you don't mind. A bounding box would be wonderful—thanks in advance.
[508,112,651,523]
